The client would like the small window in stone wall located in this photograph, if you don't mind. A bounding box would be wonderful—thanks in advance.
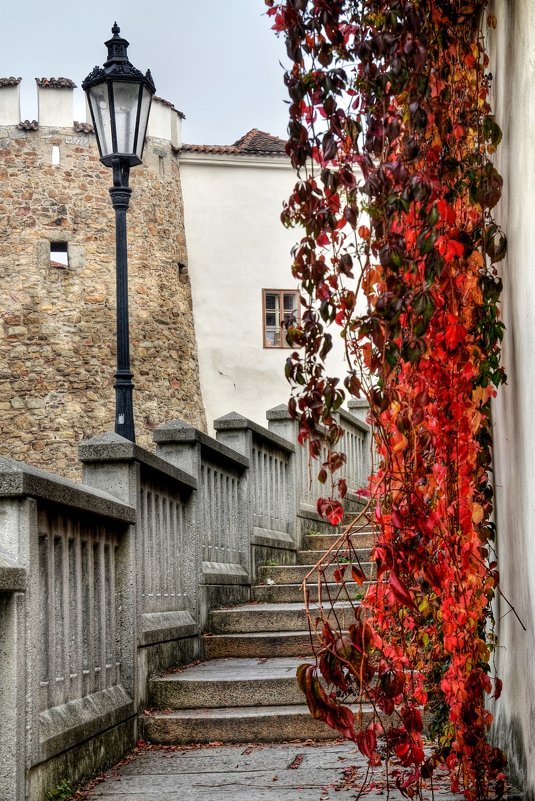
[52,145,60,166]
[50,242,69,269]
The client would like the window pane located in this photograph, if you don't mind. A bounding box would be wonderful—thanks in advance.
[265,329,281,347]
[266,312,278,327]
[50,242,69,269]
[283,293,297,311]
[88,83,113,159]
[265,293,279,311]
[111,80,140,155]
[135,85,152,160]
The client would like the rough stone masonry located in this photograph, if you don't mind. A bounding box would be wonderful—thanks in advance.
[0,79,206,478]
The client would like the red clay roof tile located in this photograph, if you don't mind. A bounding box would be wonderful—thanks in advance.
[182,128,287,157]
[35,77,77,89]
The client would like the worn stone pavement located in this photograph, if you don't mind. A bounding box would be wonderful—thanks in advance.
[80,740,462,801]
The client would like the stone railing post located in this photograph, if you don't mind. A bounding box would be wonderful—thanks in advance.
[78,434,140,708]
[347,398,370,424]
[265,403,298,446]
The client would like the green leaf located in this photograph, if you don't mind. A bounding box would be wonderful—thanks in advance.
[483,115,503,148]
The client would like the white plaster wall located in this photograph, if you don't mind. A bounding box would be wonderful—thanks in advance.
[488,2,535,793]
[0,85,20,125]
[38,87,73,128]
[148,102,182,149]
[180,154,350,430]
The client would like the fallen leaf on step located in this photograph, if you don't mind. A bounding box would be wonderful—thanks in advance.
[288,753,304,769]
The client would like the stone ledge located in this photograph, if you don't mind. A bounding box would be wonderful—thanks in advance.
[0,555,26,592]
[201,561,250,586]
[141,610,197,647]
[0,456,135,524]
[154,420,249,472]
[214,412,295,454]
[251,527,297,551]
[266,403,371,435]
[299,503,332,524]
[78,432,197,493]
[38,685,134,762]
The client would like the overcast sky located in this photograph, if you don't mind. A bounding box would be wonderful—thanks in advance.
[0,0,290,145]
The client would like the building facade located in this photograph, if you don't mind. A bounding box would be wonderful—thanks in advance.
[179,129,349,430]
[0,78,206,477]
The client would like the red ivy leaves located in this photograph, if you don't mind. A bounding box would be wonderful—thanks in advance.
[268,0,507,799]
[317,497,344,525]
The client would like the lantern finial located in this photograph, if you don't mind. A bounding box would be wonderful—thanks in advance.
[104,22,130,66]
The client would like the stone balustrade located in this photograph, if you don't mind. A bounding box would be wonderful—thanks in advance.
[0,402,371,801]
[267,403,373,539]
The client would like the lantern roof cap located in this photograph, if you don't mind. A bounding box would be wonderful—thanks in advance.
[82,23,155,94]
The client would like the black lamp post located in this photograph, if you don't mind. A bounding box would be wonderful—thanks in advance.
[83,23,156,442]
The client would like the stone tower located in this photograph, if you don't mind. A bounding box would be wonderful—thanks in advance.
[0,77,206,477]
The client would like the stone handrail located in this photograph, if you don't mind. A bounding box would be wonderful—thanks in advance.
[0,456,135,801]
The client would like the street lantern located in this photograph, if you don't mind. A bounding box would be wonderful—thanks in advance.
[83,24,156,442]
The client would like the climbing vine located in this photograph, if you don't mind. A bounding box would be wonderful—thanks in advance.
[266,1,507,798]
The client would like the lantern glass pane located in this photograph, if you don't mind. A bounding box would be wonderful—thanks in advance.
[135,86,153,160]
[88,83,113,159]
[111,80,141,156]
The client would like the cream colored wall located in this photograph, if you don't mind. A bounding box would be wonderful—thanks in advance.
[180,153,350,429]
[488,2,535,793]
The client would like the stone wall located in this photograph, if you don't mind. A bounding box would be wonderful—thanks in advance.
[0,88,206,478]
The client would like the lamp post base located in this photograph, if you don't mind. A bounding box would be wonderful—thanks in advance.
[114,369,135,442]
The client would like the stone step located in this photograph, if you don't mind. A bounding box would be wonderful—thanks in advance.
[150,657,310,710]
[258,561,375,585]
[143,702,375,744]
[203,631,314,659]
[253,581,368,604]
[303,531,375,551]
[296,547,372,564]
[208,601,357,634]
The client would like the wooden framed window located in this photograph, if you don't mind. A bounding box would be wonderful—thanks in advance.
[262,289,299,348]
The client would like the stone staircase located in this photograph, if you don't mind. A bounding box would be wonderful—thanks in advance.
[143,522,376,744]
